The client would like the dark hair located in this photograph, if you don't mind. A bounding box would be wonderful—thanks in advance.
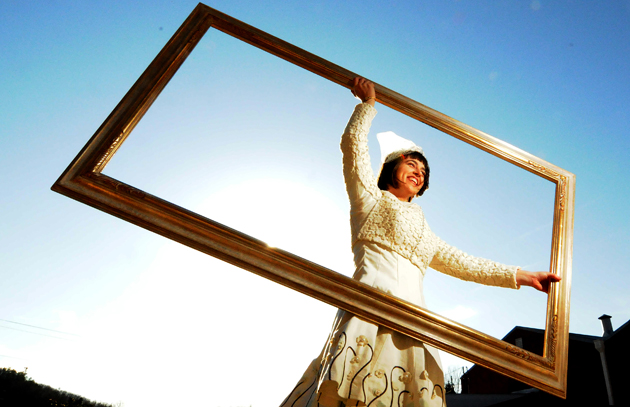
[377,152,430,197]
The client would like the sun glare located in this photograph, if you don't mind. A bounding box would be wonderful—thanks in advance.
[197,178,355,275]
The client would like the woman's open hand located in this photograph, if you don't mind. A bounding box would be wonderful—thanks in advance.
[516,269,562,293]
[351,77,376,106]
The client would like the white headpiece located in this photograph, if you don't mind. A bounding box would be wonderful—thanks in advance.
[376,131,424,164]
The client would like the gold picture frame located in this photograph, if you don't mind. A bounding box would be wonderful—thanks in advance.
[52,3,574,398]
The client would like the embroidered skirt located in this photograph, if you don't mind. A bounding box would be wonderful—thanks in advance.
[280,310,445,407]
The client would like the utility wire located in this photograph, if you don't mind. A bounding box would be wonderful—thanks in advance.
[0,325,76,341]
[0,318,80,337]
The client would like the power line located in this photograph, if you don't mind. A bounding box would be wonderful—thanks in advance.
[0,325,76,341]
[0,318,80,337]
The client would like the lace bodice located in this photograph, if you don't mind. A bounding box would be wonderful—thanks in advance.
[340,103,519,289]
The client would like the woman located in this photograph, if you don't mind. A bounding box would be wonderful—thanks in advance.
[281,78,560,407]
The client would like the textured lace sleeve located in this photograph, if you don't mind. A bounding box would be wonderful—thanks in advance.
[340,103,380,208]
[429,237,519,289]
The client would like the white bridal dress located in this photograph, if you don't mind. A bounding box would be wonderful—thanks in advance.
[281,103,519,407]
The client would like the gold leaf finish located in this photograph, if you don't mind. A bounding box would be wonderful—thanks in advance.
[51,3,574,398]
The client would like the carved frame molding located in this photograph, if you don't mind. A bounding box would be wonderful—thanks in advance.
[52,3,574,398]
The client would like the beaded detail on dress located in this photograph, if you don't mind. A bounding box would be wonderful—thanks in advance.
[356,192,438,274]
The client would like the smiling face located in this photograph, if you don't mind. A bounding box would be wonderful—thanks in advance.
[388,156,426,202]
[377,151,430,201]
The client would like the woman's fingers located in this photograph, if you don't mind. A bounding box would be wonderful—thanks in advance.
[539,272,561,293]
[353,77,363,91]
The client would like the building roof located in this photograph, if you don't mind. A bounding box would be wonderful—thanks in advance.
[505,325,600,343]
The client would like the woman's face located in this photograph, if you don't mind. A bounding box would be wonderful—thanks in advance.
[388,157,425,202]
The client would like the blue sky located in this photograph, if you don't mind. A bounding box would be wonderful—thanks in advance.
[1,1,629,405]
